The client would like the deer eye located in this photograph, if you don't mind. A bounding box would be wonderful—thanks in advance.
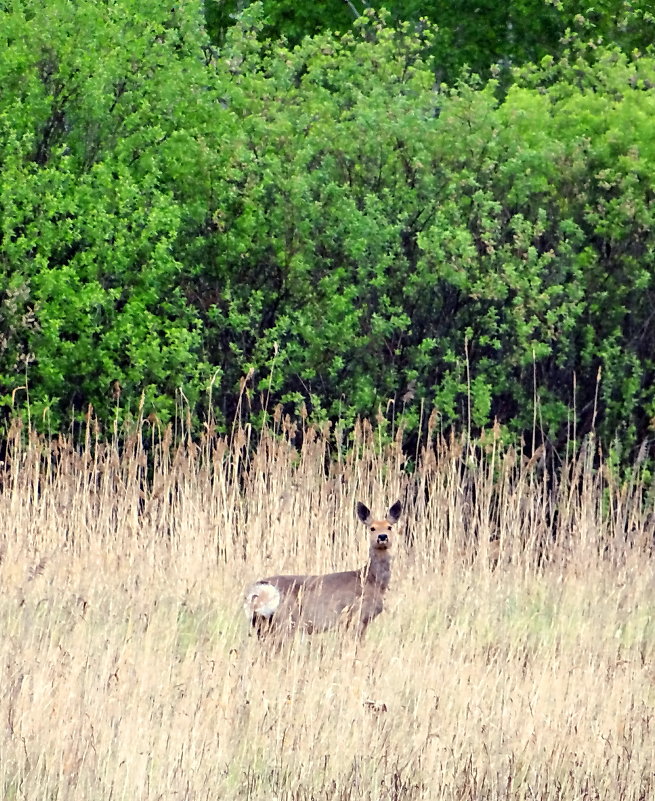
[370,526,376,532]
[387,525,392,530]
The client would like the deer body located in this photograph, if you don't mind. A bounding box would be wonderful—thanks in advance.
[244,501,402,640]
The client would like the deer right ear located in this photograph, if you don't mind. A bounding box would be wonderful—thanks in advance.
[356,502,372,525]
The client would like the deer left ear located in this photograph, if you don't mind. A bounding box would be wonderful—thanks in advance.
[386,501,402,524]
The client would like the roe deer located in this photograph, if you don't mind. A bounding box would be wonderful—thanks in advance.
[243,500,402,640]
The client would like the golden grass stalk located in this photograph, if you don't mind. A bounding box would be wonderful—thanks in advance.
[0,417,653,800]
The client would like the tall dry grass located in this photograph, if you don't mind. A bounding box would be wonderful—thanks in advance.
[0,415,654,800]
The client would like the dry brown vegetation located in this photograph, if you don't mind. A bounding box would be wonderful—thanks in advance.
[1,416,654,800]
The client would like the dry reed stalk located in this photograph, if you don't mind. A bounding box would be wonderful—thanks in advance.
[0,418,653,800]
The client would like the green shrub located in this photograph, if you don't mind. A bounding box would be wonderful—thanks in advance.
[2,1,655,458]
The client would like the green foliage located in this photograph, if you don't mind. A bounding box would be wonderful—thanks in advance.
[2,0,655,458]
[204,0,355,49]
[205,0,655,85]
[190,9,655,448]
[0,0,213,427]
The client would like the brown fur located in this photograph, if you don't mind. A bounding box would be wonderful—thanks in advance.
[244,501,402,641]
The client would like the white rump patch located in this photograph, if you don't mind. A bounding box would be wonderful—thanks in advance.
[244,582,281,619]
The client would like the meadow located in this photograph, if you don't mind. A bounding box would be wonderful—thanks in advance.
[1,416,654,800]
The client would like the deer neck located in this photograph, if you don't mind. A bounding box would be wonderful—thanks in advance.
[363,549,392,591]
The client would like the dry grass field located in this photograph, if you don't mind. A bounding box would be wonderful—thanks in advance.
[1,416,654,800]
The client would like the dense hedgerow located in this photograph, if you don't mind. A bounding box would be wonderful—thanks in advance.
[1,1,654,454]
[206,0,655,87]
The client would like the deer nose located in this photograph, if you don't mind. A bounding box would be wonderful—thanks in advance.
[377,533,388,543]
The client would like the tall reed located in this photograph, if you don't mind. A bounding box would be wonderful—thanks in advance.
[0,414,653,800]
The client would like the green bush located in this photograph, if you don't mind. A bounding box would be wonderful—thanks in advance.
[205,0,655,86]
[2,0,655,458]
[190,13,655,449]
[0,0,213,426]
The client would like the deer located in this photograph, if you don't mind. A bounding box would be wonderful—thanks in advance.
[243,500,402,642]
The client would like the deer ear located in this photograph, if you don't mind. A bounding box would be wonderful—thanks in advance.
[356,502,372,525]
[386,500,402,524]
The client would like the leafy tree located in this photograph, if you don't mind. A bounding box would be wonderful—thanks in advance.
[205,0,655,85]
[191,10,655,449]
[3,0,655,460]
[0,0,215,427]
